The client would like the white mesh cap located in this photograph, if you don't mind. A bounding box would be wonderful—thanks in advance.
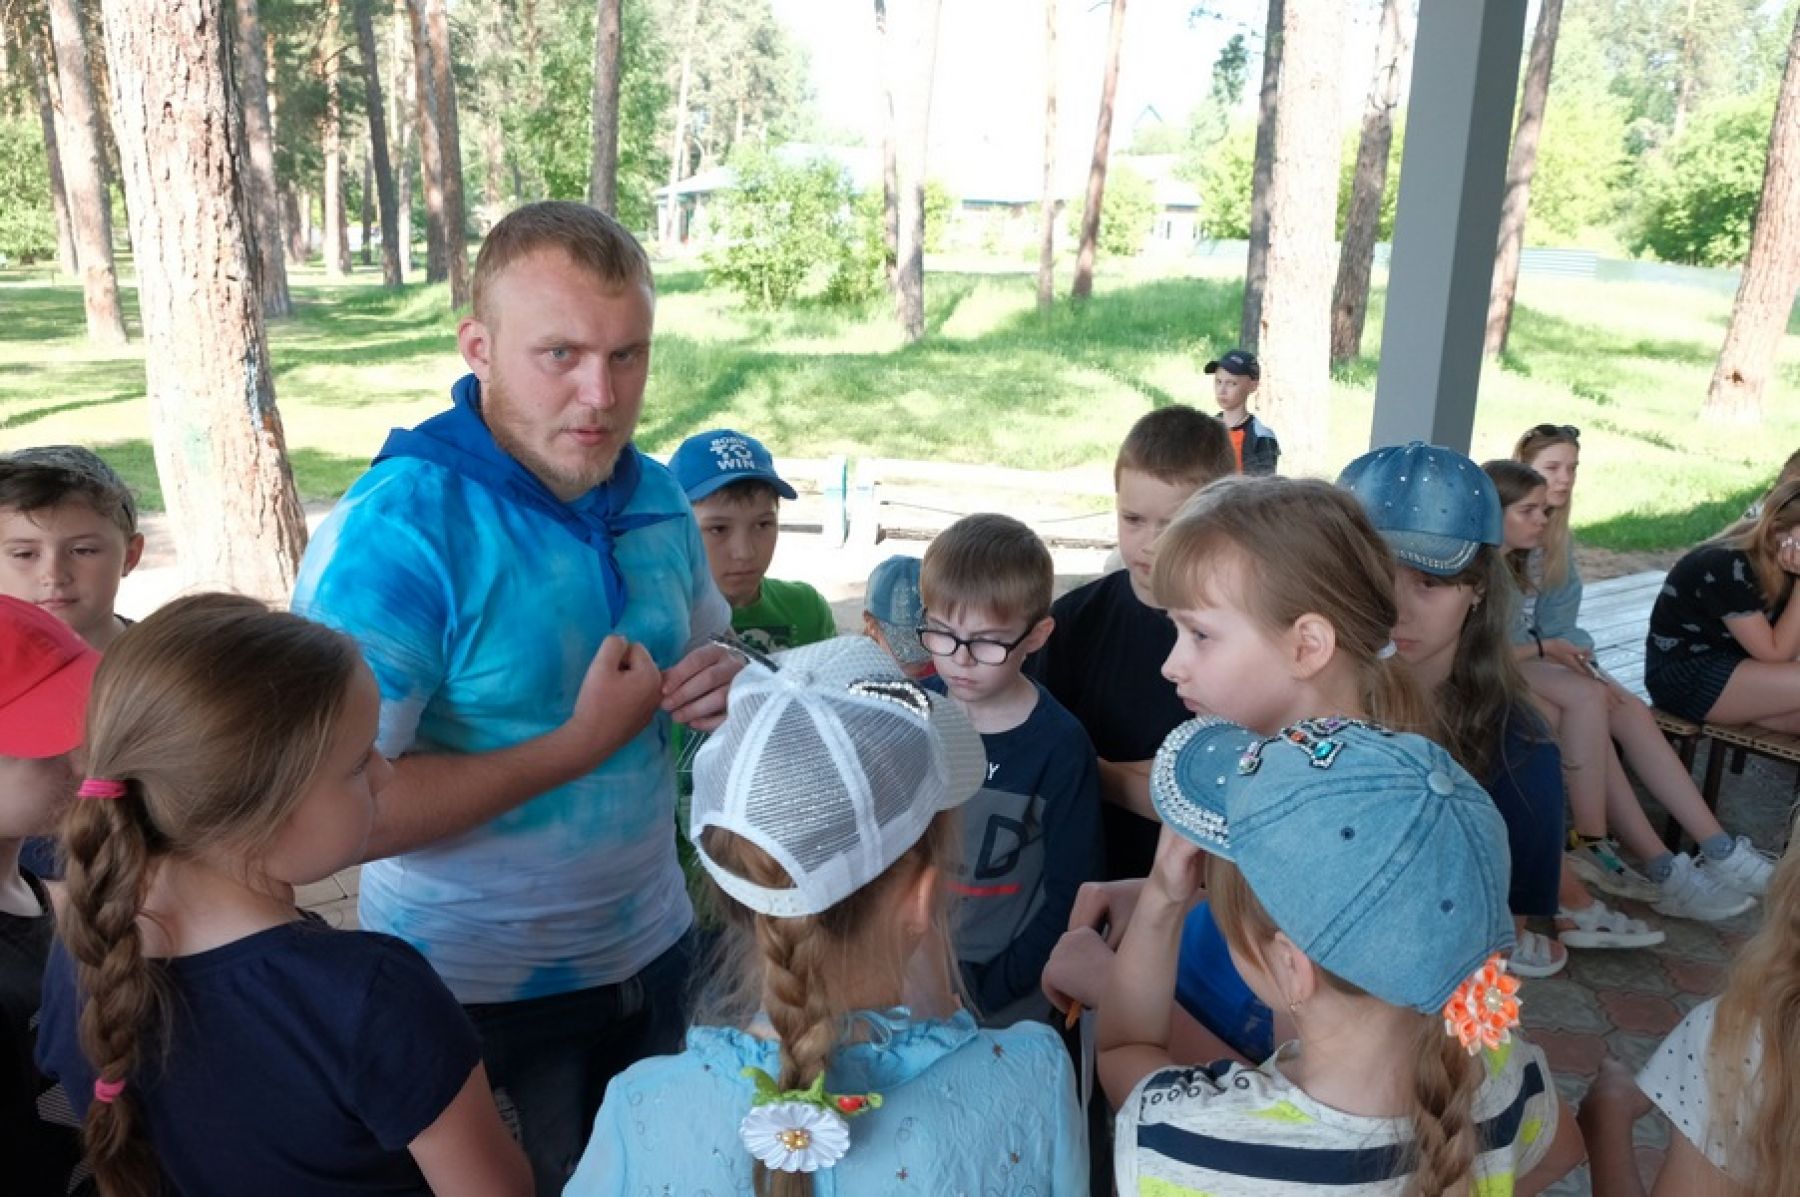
[690,635,988,918]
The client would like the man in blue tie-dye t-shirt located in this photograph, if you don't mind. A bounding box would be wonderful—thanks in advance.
[291,202,739,1194]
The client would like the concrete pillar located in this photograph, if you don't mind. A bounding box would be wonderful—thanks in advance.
[1370,0,1528,453]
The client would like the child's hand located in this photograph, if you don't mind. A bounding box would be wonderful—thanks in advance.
[1068,878,1146,948]
[1042,926,1116,1013]
[1541,638,1595,676]
[567,636,663,759]
[1779,536,1800,577]
[1146,825,1207,911]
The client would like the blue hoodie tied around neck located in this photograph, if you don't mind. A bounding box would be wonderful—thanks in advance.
[291,374,731,1004]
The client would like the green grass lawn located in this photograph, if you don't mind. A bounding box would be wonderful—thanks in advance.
[1,256,1796,551]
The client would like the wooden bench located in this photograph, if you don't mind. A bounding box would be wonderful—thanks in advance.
[1585,570,1800,847]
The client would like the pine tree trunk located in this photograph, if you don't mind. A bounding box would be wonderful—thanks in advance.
[1484,0,1563,357]
[46,0,126,344]
[424,0,469,307]
[1329,0,1410,365]
[391,0,414,278]
[875,0,901,295]
[361,143,374,265]
[96,0,309,598]
[1257,0,1340,466]
[894,0,942,342]
[407,0,447,282]
[1704,5,1800,422]
[323,0,351,278]
[27,31,78,276]
[1240,0,1283,350]
[1036,0,1057,313]
[1071,0,1127,302]
[589,0,622,214]
[356,0,403,285]
[662,0,702,245]
[231,0,292,316]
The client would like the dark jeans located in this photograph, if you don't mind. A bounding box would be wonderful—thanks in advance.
[462,932,694,1196]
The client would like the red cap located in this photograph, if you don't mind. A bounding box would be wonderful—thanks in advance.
[0,595,101,759]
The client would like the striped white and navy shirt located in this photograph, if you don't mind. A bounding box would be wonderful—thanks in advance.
[1116,1037,1556,1195]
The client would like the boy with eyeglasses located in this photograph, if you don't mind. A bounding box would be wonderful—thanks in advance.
[918,514,1102,1027]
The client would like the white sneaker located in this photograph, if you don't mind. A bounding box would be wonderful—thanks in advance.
[1556,900,1666,949]
[1706,836,1776,896]
[1652,854,1756,922]
[1566,839,1660,902]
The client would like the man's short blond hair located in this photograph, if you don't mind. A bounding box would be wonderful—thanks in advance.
[472,201,653,324]
[920,513,1054,627]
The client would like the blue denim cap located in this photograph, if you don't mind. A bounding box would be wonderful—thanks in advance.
[1336,442,1502,576]
[864,555,930,667]
[669,429,798,504]
[1151,715,1514,1014]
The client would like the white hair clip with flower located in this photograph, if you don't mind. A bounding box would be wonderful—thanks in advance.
[739,1068,882,1173]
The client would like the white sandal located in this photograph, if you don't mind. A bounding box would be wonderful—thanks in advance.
[1556,900,1665,949]
[1508,928,1568,978]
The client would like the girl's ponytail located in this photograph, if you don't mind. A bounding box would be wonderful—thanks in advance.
[1402,1015,1483,1197]
[60,784,166,1197]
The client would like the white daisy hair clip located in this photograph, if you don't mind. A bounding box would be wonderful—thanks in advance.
[738,1068,882,1174]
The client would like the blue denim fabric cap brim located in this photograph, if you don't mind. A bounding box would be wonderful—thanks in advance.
[1380,529,1483,577]
[1151,717,1262,856]
[670,429,799,504]
[873,617,932,667]
[1152,716,1515,1015]
[1337,442,1502,575]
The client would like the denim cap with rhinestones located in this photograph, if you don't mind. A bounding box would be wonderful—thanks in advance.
[1151,715,1515,1014]
[1336,442,1503,577]
[864,555,930,667]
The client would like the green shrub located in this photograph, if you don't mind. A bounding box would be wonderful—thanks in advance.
[0,118,58,265]
[708,149,858,308]
[1066,163,1156,257]
[1630,93,1773,266]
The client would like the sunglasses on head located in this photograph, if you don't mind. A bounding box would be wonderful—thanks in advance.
[1528,423,1580,441]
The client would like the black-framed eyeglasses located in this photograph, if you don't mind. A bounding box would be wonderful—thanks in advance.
[1528,423,1580,441]
[916,619,1038,666]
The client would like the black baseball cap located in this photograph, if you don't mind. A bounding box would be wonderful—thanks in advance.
[1204,348,1260,379]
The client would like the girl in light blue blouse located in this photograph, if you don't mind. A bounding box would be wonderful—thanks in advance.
[565,637,1087,1196]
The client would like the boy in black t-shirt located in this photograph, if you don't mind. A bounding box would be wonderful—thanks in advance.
[1027,407,1235,881]
[919,515,1102,1025]
[0,596,99,1195]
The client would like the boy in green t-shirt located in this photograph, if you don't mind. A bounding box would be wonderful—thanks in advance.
[670,428,836,653]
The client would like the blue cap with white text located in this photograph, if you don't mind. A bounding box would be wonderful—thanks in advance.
[670,429,798,504]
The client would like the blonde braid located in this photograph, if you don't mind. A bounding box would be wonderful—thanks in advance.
[1402,1016,1482,1197]
[751,913,845,1197]
[59,789,166,1197]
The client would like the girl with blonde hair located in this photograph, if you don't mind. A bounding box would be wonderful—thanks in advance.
[566,636,1086,1195]
[35,594,529,1197]
[1509,430,1773,920]
[1580,825,1800,1196]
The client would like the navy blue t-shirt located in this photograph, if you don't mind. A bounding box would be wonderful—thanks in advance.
[945,681,1104,1023]
[1027,570,1187,881]
[38,919,481,1196]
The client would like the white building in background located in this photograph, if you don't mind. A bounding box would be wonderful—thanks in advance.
[652,141,1202,256]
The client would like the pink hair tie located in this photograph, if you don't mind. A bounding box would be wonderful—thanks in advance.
[77,779,128,800]
[93,1076,126,1104]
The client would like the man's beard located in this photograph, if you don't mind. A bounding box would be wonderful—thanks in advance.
[482,372,623,499]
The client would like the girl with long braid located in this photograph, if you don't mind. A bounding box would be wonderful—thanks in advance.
[566,636,1086,1194]
[35,594,529,1197]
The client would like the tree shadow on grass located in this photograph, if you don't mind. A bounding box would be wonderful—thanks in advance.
[1578,479,1769,553]
[0,286,144,345]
